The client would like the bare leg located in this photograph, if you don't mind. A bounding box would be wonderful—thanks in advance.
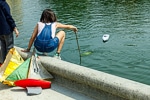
[56,31,65,53]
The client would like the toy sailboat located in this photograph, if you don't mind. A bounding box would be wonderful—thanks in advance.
[102,34,110,42]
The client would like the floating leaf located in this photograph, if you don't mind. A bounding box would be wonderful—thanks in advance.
[81,51,92,56]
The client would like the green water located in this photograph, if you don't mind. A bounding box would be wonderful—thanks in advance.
[8,0,150,85]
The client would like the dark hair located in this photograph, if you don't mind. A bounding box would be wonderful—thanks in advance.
[40,9,57,23]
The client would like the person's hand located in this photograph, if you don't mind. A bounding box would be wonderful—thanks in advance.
[21,48,30,52]
[70,25,77,33]
[14,27,19,37]
[73,27,78,33]
[15,31,19,37]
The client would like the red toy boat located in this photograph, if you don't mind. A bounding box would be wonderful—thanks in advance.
[14,79,51,89]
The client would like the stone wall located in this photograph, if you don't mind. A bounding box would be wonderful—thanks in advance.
[15,46,150,100]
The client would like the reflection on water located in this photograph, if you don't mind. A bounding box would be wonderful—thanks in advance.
[7,0,150,85]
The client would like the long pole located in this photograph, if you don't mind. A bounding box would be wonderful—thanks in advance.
[75,32,81,65]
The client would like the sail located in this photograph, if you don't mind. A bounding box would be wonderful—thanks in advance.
[0,48,24,83]
[0,48,53,86]
[28,54,53,80]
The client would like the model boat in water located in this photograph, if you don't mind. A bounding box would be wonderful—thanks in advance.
[102,34,110,42]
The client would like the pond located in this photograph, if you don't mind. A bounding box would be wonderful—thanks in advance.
[7,0,150,85]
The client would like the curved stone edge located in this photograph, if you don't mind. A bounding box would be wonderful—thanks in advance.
[15,46,150,100]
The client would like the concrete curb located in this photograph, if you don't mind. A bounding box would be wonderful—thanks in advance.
[15,46,150,100]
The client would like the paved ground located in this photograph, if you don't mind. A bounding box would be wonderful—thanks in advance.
[0,81,94,100]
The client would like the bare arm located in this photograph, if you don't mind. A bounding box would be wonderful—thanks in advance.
[21,24,38,52]
[56,22,78,32]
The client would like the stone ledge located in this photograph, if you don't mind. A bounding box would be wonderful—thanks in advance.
[15,46,150,100]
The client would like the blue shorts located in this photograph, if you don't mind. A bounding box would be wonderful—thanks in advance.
[48,37,59,52]
[34,37,59,53]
